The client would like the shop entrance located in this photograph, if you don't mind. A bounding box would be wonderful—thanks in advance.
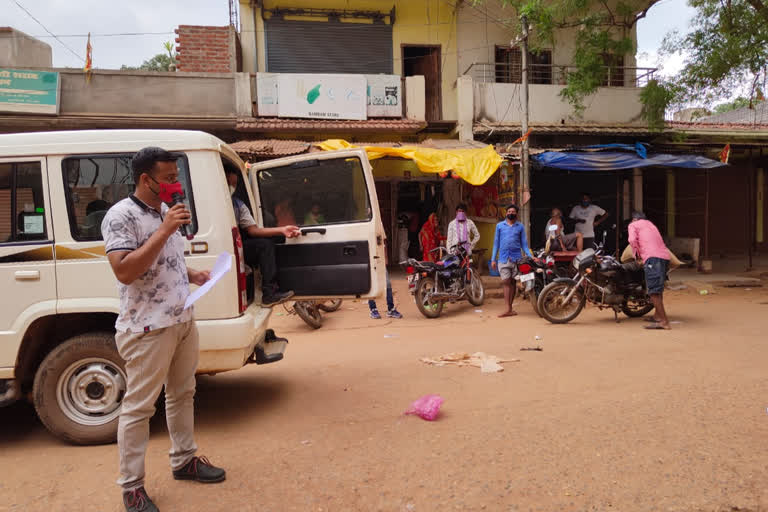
[530,169,628,254]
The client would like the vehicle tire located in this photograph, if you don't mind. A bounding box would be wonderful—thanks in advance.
[415,277,444,318]
[294,301,323,329]
[621,298,654,317]
[466,269,485,306]
[317,299,343,313]
[537,280,586,324]
[33,332,126,445]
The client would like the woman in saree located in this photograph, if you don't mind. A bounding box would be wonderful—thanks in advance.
[419,213,445,262]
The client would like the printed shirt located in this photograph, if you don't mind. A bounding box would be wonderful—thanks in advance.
[101,195,193,333]
[569,204,606,238]
[446,218,480,254]
[628,219,670,262]
[492,220,533,263]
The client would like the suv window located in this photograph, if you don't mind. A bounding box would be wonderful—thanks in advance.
[256,157,371,228]
[0,161,48,243]
[62,154,197,241]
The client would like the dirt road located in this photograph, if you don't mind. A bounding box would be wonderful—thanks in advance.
[2,278,767,512]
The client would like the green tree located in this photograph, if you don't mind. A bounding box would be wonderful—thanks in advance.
[712,97,752,114]
[121,41,177,72]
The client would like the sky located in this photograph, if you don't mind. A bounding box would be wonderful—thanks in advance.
[5,0,695,71]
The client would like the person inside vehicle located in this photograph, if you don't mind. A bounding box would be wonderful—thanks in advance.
[275,196,297,227]
[446,203,480,255]
[545,208,583,252]
[303,203,326,226]
[83,199,111,238]
[491,204,533,318]
[628,211,672,330]
[225,168,300,306]
[569,192,609,249]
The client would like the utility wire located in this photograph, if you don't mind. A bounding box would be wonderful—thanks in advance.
[9,0,84,62]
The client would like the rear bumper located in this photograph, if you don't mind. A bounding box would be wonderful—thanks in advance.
[195,302,279,375]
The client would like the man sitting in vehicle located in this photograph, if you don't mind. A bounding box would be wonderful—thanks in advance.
[225,168,300,306]
[545,208,583,252]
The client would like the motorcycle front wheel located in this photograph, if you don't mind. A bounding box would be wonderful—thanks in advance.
[294,301,323,329]
[621,298,654,317]
[415,277,444,318]
[466,269,485,306]
[537,281,586,324]
[530,277,544,317]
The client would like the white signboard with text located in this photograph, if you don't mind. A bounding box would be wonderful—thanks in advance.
[256,73,402,119]
[278,74,367,120]
[256,73,279,117]
[366,74,402,117]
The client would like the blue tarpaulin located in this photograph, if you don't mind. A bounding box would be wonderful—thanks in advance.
[535,151,727,171]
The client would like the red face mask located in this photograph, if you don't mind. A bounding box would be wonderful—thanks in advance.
[148,175,184,203]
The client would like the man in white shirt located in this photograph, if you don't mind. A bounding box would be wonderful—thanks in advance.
[569,192,609,250]
[446,203,480,255]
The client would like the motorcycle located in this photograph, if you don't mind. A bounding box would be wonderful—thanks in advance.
[288,299,343,329]
[402,244,484,319]
[515,251,557,317]
[537,233,660,324]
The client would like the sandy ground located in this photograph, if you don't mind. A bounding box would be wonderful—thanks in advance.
[2,276,768,512]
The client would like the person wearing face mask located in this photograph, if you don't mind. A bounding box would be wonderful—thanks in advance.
[225,168,299,306]
[491,205,533,318]
[446,203,480,255]
[569,192,608,250]
[102,147,225,512]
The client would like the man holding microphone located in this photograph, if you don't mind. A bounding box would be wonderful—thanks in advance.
[102,147,225,512]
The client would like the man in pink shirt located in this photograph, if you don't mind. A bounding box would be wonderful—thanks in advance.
[628,211,671,329]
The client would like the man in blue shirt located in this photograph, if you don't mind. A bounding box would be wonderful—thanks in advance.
[491,204,533,317]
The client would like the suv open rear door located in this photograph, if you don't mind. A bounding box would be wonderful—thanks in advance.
[249,149,386,299]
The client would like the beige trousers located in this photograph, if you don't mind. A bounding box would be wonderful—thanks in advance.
[115,321,199,490]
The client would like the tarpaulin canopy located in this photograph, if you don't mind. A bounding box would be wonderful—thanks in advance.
[316,139,504,186]
[535,151,727,171]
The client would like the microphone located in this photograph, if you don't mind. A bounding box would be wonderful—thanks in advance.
[170,192,194,240]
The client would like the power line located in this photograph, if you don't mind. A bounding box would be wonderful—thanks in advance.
[9,0,83,62]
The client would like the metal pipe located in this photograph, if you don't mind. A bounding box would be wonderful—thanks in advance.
[520,15,530,238]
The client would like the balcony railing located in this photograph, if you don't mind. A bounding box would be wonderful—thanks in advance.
[463,62,657,88]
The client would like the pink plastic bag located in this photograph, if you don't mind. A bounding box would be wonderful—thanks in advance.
[404,394,444,421]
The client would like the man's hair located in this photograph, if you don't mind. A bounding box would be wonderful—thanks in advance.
[631,210,647,220]
[131,147,177,184]
[582,192,591,198]
[86,199,110,216]
[506,204,518,212]
[224,167,238,177]
[456,203,467,212]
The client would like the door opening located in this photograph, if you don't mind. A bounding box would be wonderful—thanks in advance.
[402,45,442,122]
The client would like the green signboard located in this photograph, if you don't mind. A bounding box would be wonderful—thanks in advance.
[0,68,60,114]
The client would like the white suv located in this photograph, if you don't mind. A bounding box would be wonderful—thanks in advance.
[0,130,386,444]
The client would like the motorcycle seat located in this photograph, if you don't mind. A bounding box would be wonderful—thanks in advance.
[551,250,580,262]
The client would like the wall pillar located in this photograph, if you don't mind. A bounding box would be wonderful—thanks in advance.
[456,75,474,142]
[632,168,643,212]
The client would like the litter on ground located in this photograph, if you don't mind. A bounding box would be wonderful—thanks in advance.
[419,352,520,373]
[404,394,444,421]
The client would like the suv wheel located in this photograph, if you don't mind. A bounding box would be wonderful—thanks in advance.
[33,332,125,445]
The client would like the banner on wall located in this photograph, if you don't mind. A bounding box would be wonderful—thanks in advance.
[256,73,402,119]
[278,73,367,120]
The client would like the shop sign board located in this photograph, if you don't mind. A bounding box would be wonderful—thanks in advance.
[0,68,60,114]
[256,73,402,119]
[278,73,367,120]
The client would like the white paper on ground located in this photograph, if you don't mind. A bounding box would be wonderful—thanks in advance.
[184,252,232,310]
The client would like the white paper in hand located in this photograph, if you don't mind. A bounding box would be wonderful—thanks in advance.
[184,252,232,310]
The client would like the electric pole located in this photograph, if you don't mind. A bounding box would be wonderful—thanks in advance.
[519,15,531,237]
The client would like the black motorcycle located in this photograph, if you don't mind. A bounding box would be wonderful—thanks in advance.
[515,251,557,317]
[536,240,657,324]
[402,245,484,318]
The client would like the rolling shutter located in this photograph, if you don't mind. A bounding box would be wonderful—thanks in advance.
[265,19,393,75]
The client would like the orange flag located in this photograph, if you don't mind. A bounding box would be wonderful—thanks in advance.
[719,143,730,164]
[84,33,93,83]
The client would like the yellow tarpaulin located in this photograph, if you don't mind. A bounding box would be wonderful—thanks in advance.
[316,139,504,186]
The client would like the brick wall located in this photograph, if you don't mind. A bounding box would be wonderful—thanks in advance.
[175,25,239,73]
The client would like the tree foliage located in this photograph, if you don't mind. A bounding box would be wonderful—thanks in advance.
[481,0,768,126]
[121,41,177,72]
[712,97,752,114]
